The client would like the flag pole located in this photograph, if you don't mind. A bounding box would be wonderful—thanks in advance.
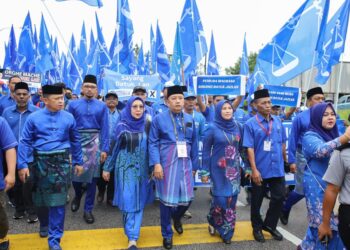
[41,0,83,82]
[334,55,344,111]
[304,51,316,102]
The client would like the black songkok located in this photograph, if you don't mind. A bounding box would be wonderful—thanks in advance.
[14,82,29,92]
[167,85,187,98]
[83,74,97,85]
[306,87,324,99]
[253,89,270,101]
[42,85,64,95]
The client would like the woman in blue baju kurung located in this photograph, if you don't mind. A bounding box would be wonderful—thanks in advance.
[200,100,248,244]
[103,96,153,250]
[300,102,348,250]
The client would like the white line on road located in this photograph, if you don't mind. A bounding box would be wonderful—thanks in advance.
[277,226,302,246]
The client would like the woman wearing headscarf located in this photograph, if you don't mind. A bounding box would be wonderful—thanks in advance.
[300,102,350,250]
[103,96,153,250]
[200,100,249,244]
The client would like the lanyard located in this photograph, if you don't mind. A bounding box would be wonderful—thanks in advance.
[255,114,273,137]
[222,130,235,145]
[170,111,185,141]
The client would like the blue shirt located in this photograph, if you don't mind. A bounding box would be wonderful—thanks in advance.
[2,104,39,141]
[234,108,246,123]
[152,99,168,116]
[242,112,255,124]
[202,105,215,123]
[68,98,109,152]
[0,94,16,115]
[243,113,286,179]
[108,109,120,140]
[186,111,206,142]
[18,108,83,169]
[0,117,18,190]
[288,109,310,164]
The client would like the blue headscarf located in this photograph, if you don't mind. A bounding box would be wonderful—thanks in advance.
[214,100,237,133]
[114,96,145,139]
[309,102,339,142]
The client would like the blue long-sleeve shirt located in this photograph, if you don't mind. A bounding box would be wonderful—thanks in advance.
[2,104,39,141]
[0,94,16,115]
[18,108,83,169]
[68,98,109,152]
[288,109,310,164]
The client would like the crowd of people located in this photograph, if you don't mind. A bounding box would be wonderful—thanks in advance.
[0,73,349,250]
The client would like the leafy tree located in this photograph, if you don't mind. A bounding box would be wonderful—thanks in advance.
[225,52,258,75]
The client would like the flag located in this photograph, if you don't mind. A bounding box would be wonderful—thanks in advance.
[137,42,146,75]
[67,34,82,91]
[36,14,54,75]
[207,31,219,75]
[170,22,184,85]
[3,43,11,69]
[109,29,117,59]
[144,51,150,75]
[155,22,170,83]
[192,0,208,63]
[47,37,62,84]
[150,25,156,73]
[89,28,95,54]
[78,22,88,76]
[17,12,36,72]
[55,0,103,8]
[315,0,350,84]
[6,26,18,70]
[256,0,330,86]
[240,33,249,76]
[95,13,112,69]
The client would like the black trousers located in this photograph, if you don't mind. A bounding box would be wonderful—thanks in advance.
[14,171,36,215]
[251,176,285,230]
[96,165,114,202]
[0,191,8,239]
[338,204,350,250]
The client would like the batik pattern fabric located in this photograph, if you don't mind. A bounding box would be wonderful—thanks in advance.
[31,150,71,207]
[72,129,100,183]
[207,195,238,241]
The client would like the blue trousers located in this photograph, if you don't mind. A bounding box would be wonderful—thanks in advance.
[123,210,144,241]
[159,202,191,239]
[282,190,304,213]
[37,206,65,248]
[72,178,98,212]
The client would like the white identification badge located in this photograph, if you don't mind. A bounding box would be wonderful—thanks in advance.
[177,141,188,158]
[264,140,271,152]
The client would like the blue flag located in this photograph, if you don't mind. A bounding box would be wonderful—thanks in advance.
[109,29,117,59]
[78,22,88,76]
[144,51,150,75]
[315,0,350,84]
[137,42,146,75]
[55,0,103,7]
[155,22,170,83]
[207,31,219,75]
[6,26,18,70]
[240,33,249,76]
[18,12,36,72]
[89,28,95,54]
[150,25,156,73]
[3,43,11,69]
[192,0,208,63]
[95,13,112,69]
[170,23,184,85]
[47,38,62,84]
[68,34,82,92]
[36,15,54,75]
[256,0,330,86]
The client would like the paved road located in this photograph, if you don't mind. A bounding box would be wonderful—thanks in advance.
[6,186,307,249]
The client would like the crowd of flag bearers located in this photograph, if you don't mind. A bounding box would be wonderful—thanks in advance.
[0,74,349,250]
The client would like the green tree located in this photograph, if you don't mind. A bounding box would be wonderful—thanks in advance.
[225,52,258,75]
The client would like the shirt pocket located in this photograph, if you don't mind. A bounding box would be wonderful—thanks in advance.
[185,126,193,141]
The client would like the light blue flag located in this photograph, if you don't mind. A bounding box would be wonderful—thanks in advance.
[256,0,330,86]
[18,12,36,72]
[78,22,88,76]
[89,29,95,54]
[3,43,11,69]
[150,25,156,73]
[179,0,198,80]
[170,23,184,85]
[240,33,249,76]
[48,38,61,84]
[192,0,208,63]
[55,0,103,7]
[95,13,112,69]
[62,55,70,88]
[315,0,350,84]
[144,51,150,75]
[137,42,146,75]
[36,14,54,75]
[112,0,136,74]
[109,29,117,59]
[155,22,171,83]
[7,26,18,70]
[68,34,82,92]
[207,31,219,75]
[85,39,100,77]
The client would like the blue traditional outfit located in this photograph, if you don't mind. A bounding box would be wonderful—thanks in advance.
[301,103,345,250]
[149,87,199,241]
[0,94,15,115]
[201,100,247,242]
[67,95,109,214]
[18,85,83,250]
[104,96,153,243]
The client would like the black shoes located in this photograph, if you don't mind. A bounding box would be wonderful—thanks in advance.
[173,220,183,234]
[39,226,48,238]
[163,238,173,249]
[280,211,290,225]
[223,239,231,244]
[71,197,81,212]
[96,192,104,203]
[262,225,283,241]
[83,211,95,224]
[253,229,266,243]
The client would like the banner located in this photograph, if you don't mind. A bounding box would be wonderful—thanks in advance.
[264,85,301,107]
[102,68,162,102]
[0,69,42,94]
[194,75,246,96]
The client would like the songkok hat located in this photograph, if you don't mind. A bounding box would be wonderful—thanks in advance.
[253,89,270,101]
[42,85,64,95]
[14,82,29,92]
[306,87,324,99]
[167,85,187,98]
[83,74,97,84]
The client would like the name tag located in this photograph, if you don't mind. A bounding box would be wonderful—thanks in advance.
[177,141,188,158]
[264,140,271,152]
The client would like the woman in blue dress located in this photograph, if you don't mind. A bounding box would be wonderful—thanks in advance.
[103,96,153,250]
[200,100,249,244]
[300,102,350,250]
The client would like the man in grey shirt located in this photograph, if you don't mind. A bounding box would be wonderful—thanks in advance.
[318,145,350,249]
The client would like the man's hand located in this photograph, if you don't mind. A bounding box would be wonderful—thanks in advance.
[318,222,333,241]
[18,168,30,183]
[4,173,15,192]
[153,164,164,180]
[100,152,107,164]
[74,165,84,176]
[102,171,110,182]
[251,169,262,186]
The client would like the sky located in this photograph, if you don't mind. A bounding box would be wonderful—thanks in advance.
[0,0,348,72]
